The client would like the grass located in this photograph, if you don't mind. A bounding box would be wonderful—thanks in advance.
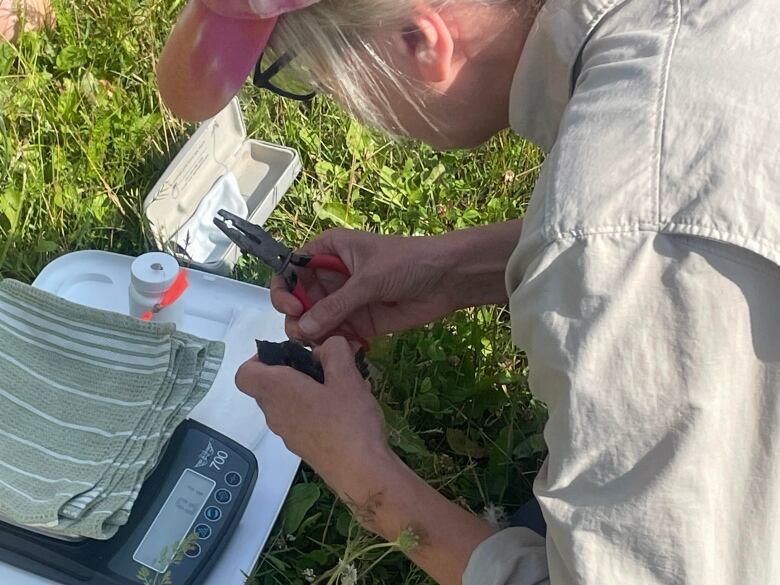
[0,1,547,583]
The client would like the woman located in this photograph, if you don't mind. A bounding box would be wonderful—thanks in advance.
[158,1,780,584]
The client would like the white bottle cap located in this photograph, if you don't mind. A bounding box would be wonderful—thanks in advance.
[130,252,181,294]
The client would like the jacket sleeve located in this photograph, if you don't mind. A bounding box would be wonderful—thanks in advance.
[462,527,549,585]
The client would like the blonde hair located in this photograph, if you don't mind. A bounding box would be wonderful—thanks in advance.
[270,0,535,135]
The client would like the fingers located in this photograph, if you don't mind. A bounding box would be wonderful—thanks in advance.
[284,318,365,350]
[298,228,348,257]
[235,343,361,407]
[313,337,364,383]
[270,275,304,317]
[297,277,370,339]
[234,357,321,450]
[234,358,262,397]
[273,228,372,340]
[234,357,306,402]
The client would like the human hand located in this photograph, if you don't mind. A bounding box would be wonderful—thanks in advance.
[271,229,461,344]
[237,336,499,585]
[235,337,391,484]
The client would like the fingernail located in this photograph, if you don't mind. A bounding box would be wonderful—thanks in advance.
[299,315,315,336]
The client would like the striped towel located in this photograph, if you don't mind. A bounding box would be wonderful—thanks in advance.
[0,279,224,540]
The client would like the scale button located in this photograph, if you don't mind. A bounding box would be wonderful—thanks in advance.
[204,506,222,522]
[225,472,242,487]
[214,489,232,504]
[185,543,202,559]
[195,524,212,540]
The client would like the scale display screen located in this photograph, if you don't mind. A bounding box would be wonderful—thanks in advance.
[133,469,215,573]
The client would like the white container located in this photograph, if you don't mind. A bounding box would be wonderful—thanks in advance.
[128,252,186,324]
[17,250,300,585]
[143,98,301,275]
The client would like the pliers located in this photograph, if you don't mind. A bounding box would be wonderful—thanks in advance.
[214,209,367,346]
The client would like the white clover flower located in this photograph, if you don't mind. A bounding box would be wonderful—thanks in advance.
[339,563,358,585]
[302,568,316,583]
[481,503,507,529]
[396,527,420,553]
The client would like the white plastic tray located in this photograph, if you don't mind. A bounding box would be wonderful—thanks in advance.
[0,250,299,585]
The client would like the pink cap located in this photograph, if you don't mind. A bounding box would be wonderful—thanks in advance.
[157,0,319,121]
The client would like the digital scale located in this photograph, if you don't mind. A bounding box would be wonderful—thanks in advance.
[0,250,302,585]
[0,420,257,584]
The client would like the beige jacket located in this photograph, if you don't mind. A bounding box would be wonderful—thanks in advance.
[464,0,780,583]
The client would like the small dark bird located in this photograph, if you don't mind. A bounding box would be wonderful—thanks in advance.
[255,340,370,384]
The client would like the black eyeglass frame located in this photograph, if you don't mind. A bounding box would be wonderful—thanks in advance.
[252,51,316,101]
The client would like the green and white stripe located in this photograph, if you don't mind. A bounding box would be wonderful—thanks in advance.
[0,279,224,540]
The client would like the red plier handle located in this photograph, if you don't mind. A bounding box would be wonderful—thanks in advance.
[286,254,369,348]
[288,254,350,312]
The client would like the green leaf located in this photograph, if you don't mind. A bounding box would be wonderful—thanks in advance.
[346,121,373,158]
[136,565,151,585]
[424,164,445,185]
[513,433,547,459]
[56,78,80,122]
[313,160,348,184]
[79,71,99,104]
[488,424,516,475]
[316,201,365,229]
[467,386,506,419]
[263,554,290,572]
[298,126,321,151]
[378,166,397,186]
[416,392,440,412]
[446,428,487,459]
[335,507,355,538]
[56,46,85,71]
[0,42,15,77]
[298,548,331,567]
[17,30,41,59]
[394,426,430,456]
[381,403,431,457]
[296,511,322,535]
[34,240,58,253]
[281,483,321,534]
[1,186,22,229]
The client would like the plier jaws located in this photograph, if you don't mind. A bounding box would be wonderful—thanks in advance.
[213,209,293,274]
[213,209,355,319]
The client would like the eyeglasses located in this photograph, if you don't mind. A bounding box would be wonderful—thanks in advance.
[252,51,316,101]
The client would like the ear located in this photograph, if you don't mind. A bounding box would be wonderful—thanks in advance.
[406,10,455,83]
